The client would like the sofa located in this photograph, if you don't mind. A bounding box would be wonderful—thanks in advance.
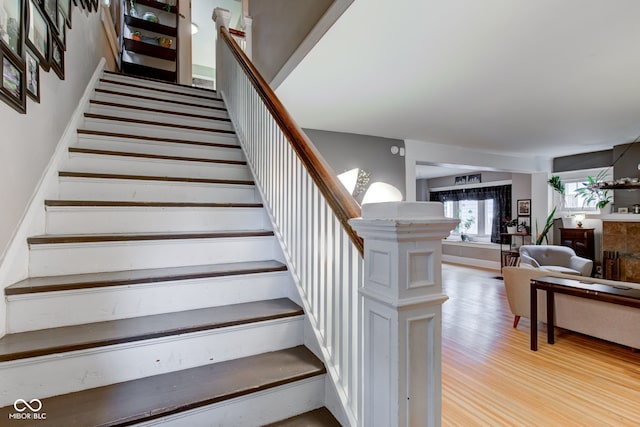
[519,245,593,276]
[502,265,640,349]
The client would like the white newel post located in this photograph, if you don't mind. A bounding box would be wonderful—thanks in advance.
[350,202,458,427]
[213,7,231,90]
[241,15,253,59]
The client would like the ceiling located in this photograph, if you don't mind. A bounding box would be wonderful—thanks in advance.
[276,0,640,161]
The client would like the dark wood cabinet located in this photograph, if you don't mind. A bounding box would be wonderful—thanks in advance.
[559,228,595,274]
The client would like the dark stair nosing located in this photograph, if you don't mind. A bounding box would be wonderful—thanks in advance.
[263,407,342,427]
[0,299,303,362]
[100,78,220,102]
[68,147,246,166]
[45,200,262,208]
[84,113,236,135]
[94,88,227,111]
[76,129,241,150]
[0,346,325,426]
[27,230,274,245]
[89,99,232,122]
[103,70,217,95]
[6,260,285,296]
[58,171,254,186]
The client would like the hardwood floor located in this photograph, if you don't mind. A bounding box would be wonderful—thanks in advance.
[441,263,640,426]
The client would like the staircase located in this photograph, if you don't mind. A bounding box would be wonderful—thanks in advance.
[0,72,341,426]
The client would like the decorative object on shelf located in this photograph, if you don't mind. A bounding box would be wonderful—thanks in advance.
[618,207,629,214]
[505,217,518,234]
[158,36,171,48]
[455,173,481,185]
[633,204,640,214]
[131,30,141,41]
[573,213,585,228]
[142,11,158,23]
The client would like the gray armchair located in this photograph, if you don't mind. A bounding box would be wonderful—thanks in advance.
[519,245,593,276]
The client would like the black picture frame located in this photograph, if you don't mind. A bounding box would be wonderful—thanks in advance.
[0,0,25,57]
[26,0,49,69]
[517,199,531,217]
[50,32,63,78]
[0,43,26,112]
[25,46,38,101]
[58,0,70,28]
[42,0,56,27]
[55,7,64,48]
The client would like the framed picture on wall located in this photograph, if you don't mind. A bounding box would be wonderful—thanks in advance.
[25,47,39,101]
[0,0,24,57]
[55,7,64,48]
[50,34,63,79]
[58,0,69,28]
[0,44,26,112]
[26,0,49,67]
[517,199,531,216]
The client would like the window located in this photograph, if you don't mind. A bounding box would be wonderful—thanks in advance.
[556,168,613,212]
[444,199,495,241]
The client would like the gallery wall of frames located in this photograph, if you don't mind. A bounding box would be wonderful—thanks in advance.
[0,0,98,113]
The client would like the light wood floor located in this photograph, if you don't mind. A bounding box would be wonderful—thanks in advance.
[441,263,640,426]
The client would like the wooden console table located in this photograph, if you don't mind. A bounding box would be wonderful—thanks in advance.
[530,276,640,351]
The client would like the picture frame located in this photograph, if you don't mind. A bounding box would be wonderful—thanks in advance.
[26,0,49,67]
[58,0,69,28]
[25,47,39,101]
[42,0,56,27]
[55,7,64,48]
[50,33,63,78]
[618,207,629,214]
[517,216,530,234]
[0,44,26,112]
[0,0,24,57]
[517,199,531,217]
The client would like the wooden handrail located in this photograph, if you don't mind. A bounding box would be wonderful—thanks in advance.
[219,26,364,256]
[228,28,246,38]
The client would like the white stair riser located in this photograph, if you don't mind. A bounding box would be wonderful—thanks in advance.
[58,178,258,203]
[7,272,292,332]
[77,134,244,162]
[0,317,304,407]
[102,74,219,99]
[29,236,278,276]
[83,117,237,144]
[98,81,223,108]
[136,377,325,427]
[64,154,252,180]
[93,91,228,118]
[88,104,234,131]
[46,206,269,234]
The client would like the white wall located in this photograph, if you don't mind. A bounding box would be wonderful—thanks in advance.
[404,139,551,202]
[0,7,112,336]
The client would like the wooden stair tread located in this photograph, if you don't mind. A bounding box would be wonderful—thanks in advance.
[0,298,302,362]
[44,200,262,208]
[100,78,219,101]
[84,113,236,134]
[0,346,324,425]
[68,147,246,165]
[94,88,227,111]
[76,129,241,149]
[264,407,342,426]
[27,230,274,245]
[6,260,286,296]
[103,70,217,95]
[89,99,231,122]
[58,171,253,185]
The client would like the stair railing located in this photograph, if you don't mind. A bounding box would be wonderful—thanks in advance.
[214,10,363,425]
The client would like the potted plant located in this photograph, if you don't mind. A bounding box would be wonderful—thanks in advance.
[535,207,557,245]
[505,218,518,234]
[575,171,613,213]
[548,175,573,226]
[459,216,475,241]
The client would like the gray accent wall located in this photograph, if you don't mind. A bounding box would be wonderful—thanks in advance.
[248,0,333,83]
[612,143,640,209]
[303,129,406,202]
[553,149,613,172]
